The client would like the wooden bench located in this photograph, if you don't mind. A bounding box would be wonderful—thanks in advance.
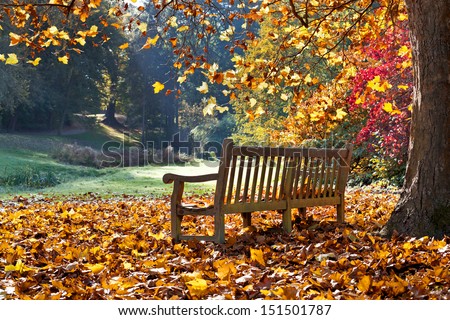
[163,139,353,243]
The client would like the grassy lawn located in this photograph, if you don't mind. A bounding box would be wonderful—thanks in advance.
[0,132,218,199]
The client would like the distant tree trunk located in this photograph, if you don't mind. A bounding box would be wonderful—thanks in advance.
[8,113,18,132]
[382,0,450,238]
[102,80,122,128]
[58,67,74,136]
[103,97,122,127]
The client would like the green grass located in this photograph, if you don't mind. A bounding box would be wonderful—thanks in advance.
[0,132,218,199]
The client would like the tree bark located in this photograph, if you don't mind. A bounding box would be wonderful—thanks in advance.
[102,81,123,128]
[381,0,450,238]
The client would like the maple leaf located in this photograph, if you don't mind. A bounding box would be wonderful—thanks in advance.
[58,56,69,64]
[186,278,209,297]
[5,54,19,65]
[9,33,21,46]
[85,263,105,274]
[334,108,347,120]
[141,35,159,50]
[137,22,147,34]
[27,58,41,66]
[152,81,165,94]
[196,82,209,94]
[357,275,372,293]
[250,248,265,266]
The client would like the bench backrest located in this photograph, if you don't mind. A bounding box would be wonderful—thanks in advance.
[214,139,353,213]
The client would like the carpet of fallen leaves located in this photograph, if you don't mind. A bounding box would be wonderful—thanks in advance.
[0,188,449,300]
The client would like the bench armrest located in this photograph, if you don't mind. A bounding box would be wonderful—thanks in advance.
[162,173,219,184]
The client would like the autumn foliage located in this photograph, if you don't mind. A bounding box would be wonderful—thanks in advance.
[1,190,449,300]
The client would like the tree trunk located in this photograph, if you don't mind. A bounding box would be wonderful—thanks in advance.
[381,0,450,238]
[102,97,122,127]
[102,79,122,128]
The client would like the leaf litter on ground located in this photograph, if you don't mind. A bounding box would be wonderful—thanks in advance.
[0,188,449,300]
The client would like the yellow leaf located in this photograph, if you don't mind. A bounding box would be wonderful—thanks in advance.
[186,278,208,297]
[123,262,133,270]
[304,74,312,83]
[334,108,347,120]
[249,97,257,107]
[250,248,265,266]
[168,16,178,27]
[214,260,237,280]
[196,81,209,94]
[173,61,182,69]
[48,26,58,35]
[148,231,164,240]
[255,106,265,115]
[398,13,408,21]
[397,45,410,57]
[310,110,323,122]
[367,76,392,92]
[58,56,69,64]
[5,53,18,65]
[397,85,409,90]
[383,102,401,115]
[177,25,189,32]
[216,105,229,113]
[4,259,32,273]
[9,32,21,46]
[203,97,217,116]
[137,22,147,34]
[177,75,187,84]
[383,102,393,113]
[27,58,41,66]
[119,43,129,50]
[140,35,159,50]
[280,93,288,101]
[85,263,105,274]
[75,37,86,46]
[152,81,165,94]
[0,54,5,62]
[357,275,372,293]
[4,264,17,272]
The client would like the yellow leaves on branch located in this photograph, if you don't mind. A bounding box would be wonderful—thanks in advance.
[367,75,392,92]
[382,102,402,115]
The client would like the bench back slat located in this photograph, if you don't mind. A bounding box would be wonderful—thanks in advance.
[217,140,352,210]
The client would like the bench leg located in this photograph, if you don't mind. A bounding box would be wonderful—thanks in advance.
[282,208,292,233]
[214,211,225,244]
[171,211,182,243]
[170,181,184,243]
[241,212,251,228]
[298,207,307,217]
[337,205,344,223]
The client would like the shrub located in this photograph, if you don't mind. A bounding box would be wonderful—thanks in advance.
[53,143,102,168]
[0,167,60,189]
